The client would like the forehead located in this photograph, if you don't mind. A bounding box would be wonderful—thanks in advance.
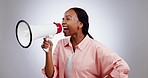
[64,9,77,17]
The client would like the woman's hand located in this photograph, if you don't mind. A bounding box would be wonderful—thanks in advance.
[41,37,53,53]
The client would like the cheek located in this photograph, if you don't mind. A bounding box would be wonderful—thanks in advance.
[68,26,76,33]
[69,23,79,32]
[67,20,80,33]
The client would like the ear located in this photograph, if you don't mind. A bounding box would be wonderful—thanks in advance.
[78,22,83,29]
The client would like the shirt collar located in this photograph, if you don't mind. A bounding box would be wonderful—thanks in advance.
[64,35,91,52]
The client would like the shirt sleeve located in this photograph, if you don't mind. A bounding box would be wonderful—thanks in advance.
[97,47,130,78]
[42,68,49,78]
[42,66,58,78]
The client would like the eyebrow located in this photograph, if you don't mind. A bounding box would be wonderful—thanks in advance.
[65,15,72,18]
[62,15,72,20]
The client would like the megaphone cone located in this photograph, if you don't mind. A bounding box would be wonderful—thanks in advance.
[15,20,62,48]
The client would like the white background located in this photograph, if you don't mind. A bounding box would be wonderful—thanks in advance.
[0,0,148,78]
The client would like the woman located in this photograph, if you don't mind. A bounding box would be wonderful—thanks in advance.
[42,7,130,78]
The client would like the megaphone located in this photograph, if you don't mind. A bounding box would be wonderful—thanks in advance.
[15,20,62,48]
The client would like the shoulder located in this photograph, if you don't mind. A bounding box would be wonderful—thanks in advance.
[88,38,105,48]
[89,39,113,53]
[56,37,69,46]
[54,37,69,52]
[58,37,69,43]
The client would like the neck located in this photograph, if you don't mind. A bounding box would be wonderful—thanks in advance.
[70,33,85,51]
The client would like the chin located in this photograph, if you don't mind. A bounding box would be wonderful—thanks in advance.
[64,35,70,37]
[64,33,70,37]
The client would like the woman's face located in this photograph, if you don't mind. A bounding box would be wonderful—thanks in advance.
[62,9,82,36]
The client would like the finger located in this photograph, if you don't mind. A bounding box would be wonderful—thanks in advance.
[49,41,53,46]
[43,37,49,42]
[43,37,46,41]
[43,41,50,45]
[41,44,50,49]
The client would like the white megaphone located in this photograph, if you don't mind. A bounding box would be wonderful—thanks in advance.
[15,20,62,48]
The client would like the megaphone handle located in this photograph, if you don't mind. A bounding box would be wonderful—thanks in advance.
[43,47,49,52]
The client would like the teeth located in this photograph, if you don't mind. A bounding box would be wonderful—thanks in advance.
[63,27,68,31]
[63,27,68,29]
[63,27,68,33]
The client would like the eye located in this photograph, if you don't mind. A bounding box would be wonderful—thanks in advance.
[62,15,72,21]
[66,18,70,20]
[62,18,70,21]
[62,18,64,21]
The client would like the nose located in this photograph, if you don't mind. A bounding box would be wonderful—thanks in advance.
[62,19,66,26]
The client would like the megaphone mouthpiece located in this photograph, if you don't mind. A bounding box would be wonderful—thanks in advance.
[53,22,62,34]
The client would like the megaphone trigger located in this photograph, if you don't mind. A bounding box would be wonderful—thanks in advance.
[46,34,54,39]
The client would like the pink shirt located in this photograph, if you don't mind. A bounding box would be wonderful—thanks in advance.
[42,36,130,78]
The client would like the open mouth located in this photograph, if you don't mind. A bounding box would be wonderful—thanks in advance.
[63,27,69,33]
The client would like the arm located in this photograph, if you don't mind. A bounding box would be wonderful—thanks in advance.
[97,47,130,78]
[42,38,54,78]
[45,51,54,78]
